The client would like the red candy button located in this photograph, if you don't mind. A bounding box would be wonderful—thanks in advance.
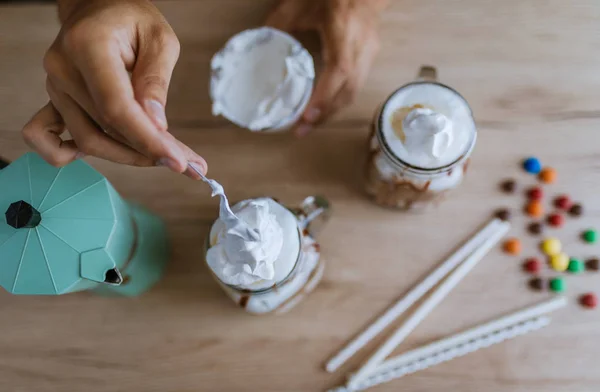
[528,187,543,201]
[580,293,598,309]
[523,258,541,274]
[554,195,572,210]
[547,213,564,228]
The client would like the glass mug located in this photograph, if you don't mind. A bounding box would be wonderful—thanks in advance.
[204,196,330,314]
[365,66,477,210]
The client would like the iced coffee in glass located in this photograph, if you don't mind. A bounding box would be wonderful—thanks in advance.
[365,66,477,210]
[204,196,330,315]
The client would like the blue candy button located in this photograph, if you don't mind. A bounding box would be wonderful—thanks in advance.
[523,157,542,174]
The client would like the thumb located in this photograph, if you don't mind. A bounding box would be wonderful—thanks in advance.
[132,29,181,132]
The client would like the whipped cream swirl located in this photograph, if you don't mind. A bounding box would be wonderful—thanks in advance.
[402,108,454,160]
[207,199,284,287]
[381,83,476,169]
[210,27,315,131]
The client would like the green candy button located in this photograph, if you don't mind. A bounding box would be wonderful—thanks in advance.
[550,277,566,293]
[583,229,597,244]
[568,258,585,273]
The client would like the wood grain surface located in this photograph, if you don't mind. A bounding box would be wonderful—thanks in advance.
[1,1,600,391]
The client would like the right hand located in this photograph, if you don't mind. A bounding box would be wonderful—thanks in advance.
[266,0,388,137]
[22,0,207,178]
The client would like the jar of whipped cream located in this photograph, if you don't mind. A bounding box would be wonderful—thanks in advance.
[204,196,330,314]
[365,66,477,210]
[210,27,315,132]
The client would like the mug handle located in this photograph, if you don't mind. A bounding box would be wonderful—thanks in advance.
[417,65,437,82]
[297,196,331,237]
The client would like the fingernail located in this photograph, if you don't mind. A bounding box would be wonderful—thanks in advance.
[188,161,207,176]
[305,108,321,123]
[75,152,86,160]
[145,100,167,129]
[296,124,312,137]
[184,160,208,180]
[156,157,180,173]
[184,167,202,180]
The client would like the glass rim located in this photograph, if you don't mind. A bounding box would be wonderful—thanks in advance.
[376,80,477,174]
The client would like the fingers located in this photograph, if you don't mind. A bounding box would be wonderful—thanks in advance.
[295,14,353,137]
[46,79,154,167]
[22,102,79,167]
[176,140,208,179]
[73,42,187,172]
[295,13,381,137]
[296,66,348,137]
[44,42,207,178]
[132,25,180,132]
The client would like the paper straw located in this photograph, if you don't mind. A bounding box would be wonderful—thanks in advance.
[347,221,510,389]
[331,315,551,392]
[376,296,566,374]
[326,218,503,373]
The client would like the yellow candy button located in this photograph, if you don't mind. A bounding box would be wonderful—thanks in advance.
[541,237,561,256]
[550,252,569,272]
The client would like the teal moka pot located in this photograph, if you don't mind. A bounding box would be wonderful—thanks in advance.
[0,153,169,296]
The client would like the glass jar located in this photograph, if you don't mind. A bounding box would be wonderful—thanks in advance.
[210,27,315,132]
[204,196,330,314]
[365,66,477,210]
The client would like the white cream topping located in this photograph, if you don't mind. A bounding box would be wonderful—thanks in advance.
[402,108,454,160]
[381,83,476,169]
[207,198,300,289]
[210,27,315,131]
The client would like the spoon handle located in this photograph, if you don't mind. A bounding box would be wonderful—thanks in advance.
[187,163,259,241]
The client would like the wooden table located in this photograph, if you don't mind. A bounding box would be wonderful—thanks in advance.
[2,1,600,391]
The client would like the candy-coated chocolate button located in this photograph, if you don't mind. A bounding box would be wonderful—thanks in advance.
[495,208,511,221]
[528,277,545,291]
[547,213,564,228]
[527,187,543,201]
[539,167,557,184]
[580,293,598,309]
[523,157,542,174]
[568,258,584,274]
[526,201,544,218]
[550,253,569,272]
[569,203,583,217]
[549,277,566,293]
[541,237,561,256]
[586,258,600,271]
[583,229,597,244]
[523,258,541,274]
[554,195,572,210]
[503,238,522,255]
[528,222,543,235]
[500,179,516,193]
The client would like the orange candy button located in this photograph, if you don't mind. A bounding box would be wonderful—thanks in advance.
[539,167,557,184]
[503,238,522,255]
[526,200,544,218]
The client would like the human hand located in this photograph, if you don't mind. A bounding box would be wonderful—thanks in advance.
[22,0,207,178]
[266,0,388,137]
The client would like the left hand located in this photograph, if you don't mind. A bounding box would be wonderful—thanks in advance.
[266,0,388,136]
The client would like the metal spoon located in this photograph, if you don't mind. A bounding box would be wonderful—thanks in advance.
[187,163,260,241]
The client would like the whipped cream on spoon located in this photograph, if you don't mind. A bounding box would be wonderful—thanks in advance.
[187,163,259,241]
